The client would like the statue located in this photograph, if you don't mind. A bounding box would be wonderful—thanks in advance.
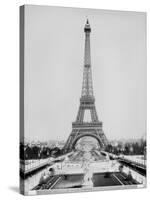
[82,151,93,188]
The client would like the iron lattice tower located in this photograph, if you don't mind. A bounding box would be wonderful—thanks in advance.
[63,20,108,153]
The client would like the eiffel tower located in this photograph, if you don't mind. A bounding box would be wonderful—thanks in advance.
[63,19,108,153]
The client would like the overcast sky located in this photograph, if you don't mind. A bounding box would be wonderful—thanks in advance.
[24,5,146,142]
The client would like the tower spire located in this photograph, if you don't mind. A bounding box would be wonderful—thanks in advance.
[81,19,94,97]
[86,18,89,24]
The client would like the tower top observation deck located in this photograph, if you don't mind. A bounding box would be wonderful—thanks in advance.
[84,19,91,33]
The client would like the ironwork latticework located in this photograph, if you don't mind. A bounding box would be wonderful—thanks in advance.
[63,19,108,153]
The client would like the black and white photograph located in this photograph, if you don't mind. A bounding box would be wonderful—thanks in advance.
[19,5,147,196]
